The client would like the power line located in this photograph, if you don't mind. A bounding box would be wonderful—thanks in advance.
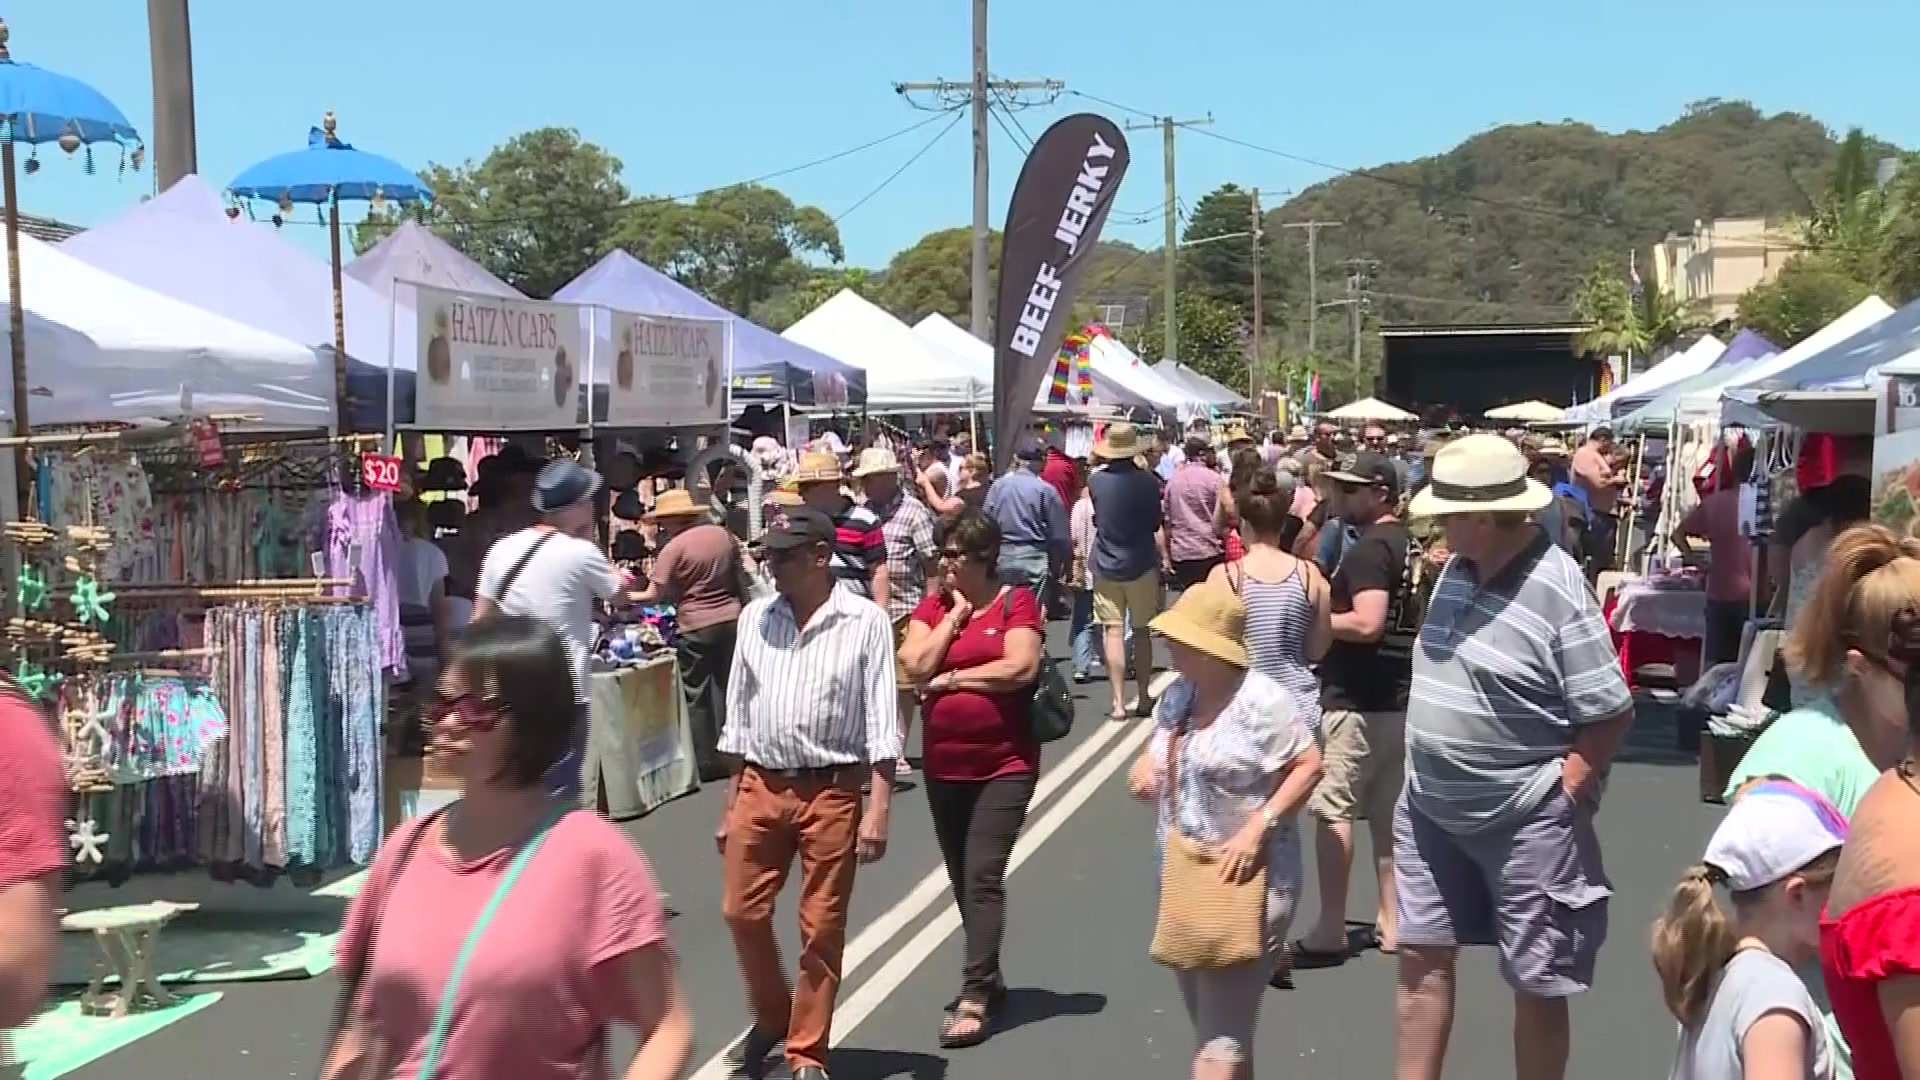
[832,108,965,224]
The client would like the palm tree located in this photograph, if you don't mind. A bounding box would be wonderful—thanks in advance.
[1636,288,1710,354]
[1570,263,1648,360]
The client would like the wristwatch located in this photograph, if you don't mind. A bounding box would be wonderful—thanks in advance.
[1260,808,1281,832]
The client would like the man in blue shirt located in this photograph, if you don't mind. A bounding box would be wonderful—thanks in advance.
[1087,422,1166,719]
[982,438,1070,611]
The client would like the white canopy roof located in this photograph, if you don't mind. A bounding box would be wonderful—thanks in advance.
[911,313,1145,409]
[784,292,986,409]
[1562,335,1725,424]
[1689,297,1895,425]
[1088,335,1199,410]
[1484,399,1564,423]
[1326,396,1416,422]
[2,232,325,428]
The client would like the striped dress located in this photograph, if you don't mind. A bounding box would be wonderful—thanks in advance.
[1232,563,1322,738]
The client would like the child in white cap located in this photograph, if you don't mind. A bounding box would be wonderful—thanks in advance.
[1654,781,1848,1080]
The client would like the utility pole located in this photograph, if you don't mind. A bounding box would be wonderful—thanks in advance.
[1249,188,1263,406]
[895,1,1063,342]
[147,0,198,191]
[1342,258,1381,398]
[1124,113,1212,365]
[1280,219,1342,362]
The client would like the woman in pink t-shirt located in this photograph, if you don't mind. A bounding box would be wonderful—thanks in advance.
[323,615,693,1080]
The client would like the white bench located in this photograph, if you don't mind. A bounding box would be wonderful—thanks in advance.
[60,901,200,1018]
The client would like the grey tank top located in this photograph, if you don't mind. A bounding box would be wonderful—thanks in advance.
[1232,562,1323,737]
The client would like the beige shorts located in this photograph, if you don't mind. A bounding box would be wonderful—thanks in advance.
[1091,572,1163,629]
[1307,709,1406,824]
[892,615,915,691]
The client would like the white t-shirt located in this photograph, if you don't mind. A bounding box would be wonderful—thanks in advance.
[477,528,621,703]
[399,537,450,611]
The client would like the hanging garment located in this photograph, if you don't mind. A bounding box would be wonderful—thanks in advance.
[319,490,408,677]
[95,673,229,784]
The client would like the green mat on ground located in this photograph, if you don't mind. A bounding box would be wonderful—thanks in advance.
[13,992,222,1080]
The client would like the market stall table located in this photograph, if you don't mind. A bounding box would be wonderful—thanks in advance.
[1605,577,1707,691]
[584,652,698,820]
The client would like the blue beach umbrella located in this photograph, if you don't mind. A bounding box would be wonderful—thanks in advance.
[230,113,429,426]
[0,18,144,434]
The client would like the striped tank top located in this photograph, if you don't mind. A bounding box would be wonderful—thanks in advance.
[1231,562,1322,737]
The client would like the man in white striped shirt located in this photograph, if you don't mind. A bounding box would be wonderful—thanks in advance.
[717,506,901,1080]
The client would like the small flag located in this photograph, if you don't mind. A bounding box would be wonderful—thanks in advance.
[1628,250,1643,303]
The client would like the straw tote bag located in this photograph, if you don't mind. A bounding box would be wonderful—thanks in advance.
[1149,724,1267,970]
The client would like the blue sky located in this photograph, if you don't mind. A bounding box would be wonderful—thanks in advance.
[15,0,1920,271]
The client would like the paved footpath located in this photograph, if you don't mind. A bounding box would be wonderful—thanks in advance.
[60,643,1720,1080]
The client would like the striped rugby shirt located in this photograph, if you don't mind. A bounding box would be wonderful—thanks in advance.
[1404,530,1631,834]
[826,497,886,598]
[719,586,904,769]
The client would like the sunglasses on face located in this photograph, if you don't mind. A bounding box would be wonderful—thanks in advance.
[428,691,501,733]
[939,548,973,561]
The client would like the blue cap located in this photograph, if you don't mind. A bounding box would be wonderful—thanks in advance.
[532,459,602,513]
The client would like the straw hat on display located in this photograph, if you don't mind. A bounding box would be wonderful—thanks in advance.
[769,478,804,507]
[1094,422,1141,462]
[1534,437,1570,458]
[793,450,844,485]
[1148,583,1249,669]
[643,488,707,523]
[1408,433,1552,518]
[851,447,900,478]
[1220,421,1253,447]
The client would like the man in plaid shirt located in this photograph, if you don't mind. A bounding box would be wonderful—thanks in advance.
[854,447,939,775]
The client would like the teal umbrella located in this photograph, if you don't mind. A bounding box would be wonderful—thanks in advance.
[0,18,144,435]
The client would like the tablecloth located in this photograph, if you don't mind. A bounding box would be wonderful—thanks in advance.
[1605,591,1702,691]
[584,654,699,820]
[1609,581,1708,640]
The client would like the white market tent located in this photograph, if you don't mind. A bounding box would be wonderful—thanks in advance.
[1562,335,1725,424]
[1326,396,1417,423]
[911,313,1148,409]
[1088,334,1200,411]
[784,291,986,410]
[1484,399,1564,423]
[2,232,324,428]
[1692,297,1895,426]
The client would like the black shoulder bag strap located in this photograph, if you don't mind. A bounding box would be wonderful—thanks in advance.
[327,809,439,1041]
[482,531,557,613]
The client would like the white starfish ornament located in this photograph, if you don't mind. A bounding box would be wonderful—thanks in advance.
[66,818,109,864]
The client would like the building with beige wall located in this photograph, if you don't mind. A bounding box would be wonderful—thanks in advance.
[1648,217,1792,320]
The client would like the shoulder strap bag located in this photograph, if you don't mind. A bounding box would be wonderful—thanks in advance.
[1148,722,1267,970]
[1000,589,1074,743]
[323,803,571,1080]
[478,531,557,618]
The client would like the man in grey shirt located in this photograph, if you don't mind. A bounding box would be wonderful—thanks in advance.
[1395,435,1634,1080]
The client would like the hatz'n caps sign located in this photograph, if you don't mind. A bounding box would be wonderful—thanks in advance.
[604,312,731,427]
[417,285,583,430]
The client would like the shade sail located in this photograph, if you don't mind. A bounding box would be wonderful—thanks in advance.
[5,231,322,427]
[1326,396,1416,422]
[347,221,523,300]
[912,313,1150,408]
[554,251,864,407]
[783,291,984,409]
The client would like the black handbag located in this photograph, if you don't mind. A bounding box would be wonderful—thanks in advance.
[1001,591,1074,743]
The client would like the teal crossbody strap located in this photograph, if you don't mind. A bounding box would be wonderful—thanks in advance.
[413,804,570,1080]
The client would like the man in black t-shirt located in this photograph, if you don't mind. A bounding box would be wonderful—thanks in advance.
[1291,450,1414,973]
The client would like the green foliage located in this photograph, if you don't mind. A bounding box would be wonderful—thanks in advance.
[1569,263,1647,358]
[607,184,842,316]
[351,128,628,299]
[1736,256,1873,347]
[1179,184,1291,321]
[1132,292,1248,394]
[753,267,873,332]
[1873,156,1920,304]
[867,227,997,325]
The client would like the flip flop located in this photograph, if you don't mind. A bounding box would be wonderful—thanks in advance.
[1290,938,1348,969]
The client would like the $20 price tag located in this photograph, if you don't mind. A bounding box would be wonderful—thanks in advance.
[360,453,403,493]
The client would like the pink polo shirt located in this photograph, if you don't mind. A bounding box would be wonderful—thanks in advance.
[337,809,673,1080]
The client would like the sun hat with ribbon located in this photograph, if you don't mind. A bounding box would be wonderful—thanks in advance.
[793,450,844,485]
[1148,582,1249,669]
[851,447,900,478]
[1408,433,1552,518]
[1094,422,1141,462]
[643,488,708,522]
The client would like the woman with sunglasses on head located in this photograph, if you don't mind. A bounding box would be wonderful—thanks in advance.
[899,508,1044,1049]
[322,615,693,1080]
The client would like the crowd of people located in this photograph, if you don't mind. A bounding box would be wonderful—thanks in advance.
[8,411,1920,1080]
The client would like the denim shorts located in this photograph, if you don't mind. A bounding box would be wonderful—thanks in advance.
[1392,786,1611,997]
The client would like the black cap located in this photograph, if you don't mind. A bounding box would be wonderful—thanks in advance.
[1014,437,1046,463]
[532,459,602,513]
[1324,450,1401,499]
[762,506,836,550]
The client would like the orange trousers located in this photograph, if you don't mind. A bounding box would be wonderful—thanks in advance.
[720,764,862,1072]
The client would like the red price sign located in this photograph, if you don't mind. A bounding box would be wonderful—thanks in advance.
[360,453,403,493]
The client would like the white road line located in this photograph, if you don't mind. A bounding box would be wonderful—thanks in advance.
[827,717,1154,1046]
[685,715,1139,1080]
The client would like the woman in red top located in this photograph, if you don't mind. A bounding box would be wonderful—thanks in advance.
[1821,597,1920,1079]
[899,508,1043,1050]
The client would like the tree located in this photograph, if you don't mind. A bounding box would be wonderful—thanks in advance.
[1736,255,1872,347]
[607,185,842,316]
[870,227,997,325]
[1133,292,1248,394]
[752,267,873,331]
[352,128,629,299]
[1874,156,1920,304]
[1180,183,1290,323]
[1637,288,1710,355]
[1569,262,1648,359]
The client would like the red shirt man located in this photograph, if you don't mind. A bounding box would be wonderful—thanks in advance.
[1040,446,1077,512]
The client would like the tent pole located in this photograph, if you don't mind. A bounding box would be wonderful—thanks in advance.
[329,187,347,434]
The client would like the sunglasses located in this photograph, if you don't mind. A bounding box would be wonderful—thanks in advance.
[939,547,973,560]
[427,691,501,733]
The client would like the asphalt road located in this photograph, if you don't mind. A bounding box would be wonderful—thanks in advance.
[61,637,1722,1080]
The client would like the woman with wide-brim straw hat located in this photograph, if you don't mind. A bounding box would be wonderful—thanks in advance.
[631,486,747,781]
[1124,583,1323,1078]
[1391,432,1633,1080]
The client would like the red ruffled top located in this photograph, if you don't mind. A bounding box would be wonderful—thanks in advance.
[1821,886,1920,1080]
[1224,529,1246,562]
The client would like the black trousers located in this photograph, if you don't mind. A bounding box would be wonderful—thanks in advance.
[1170,556,1222,591]
[1704,598,1751,669]
[676,619,738,782]
[924,772,1036,999]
